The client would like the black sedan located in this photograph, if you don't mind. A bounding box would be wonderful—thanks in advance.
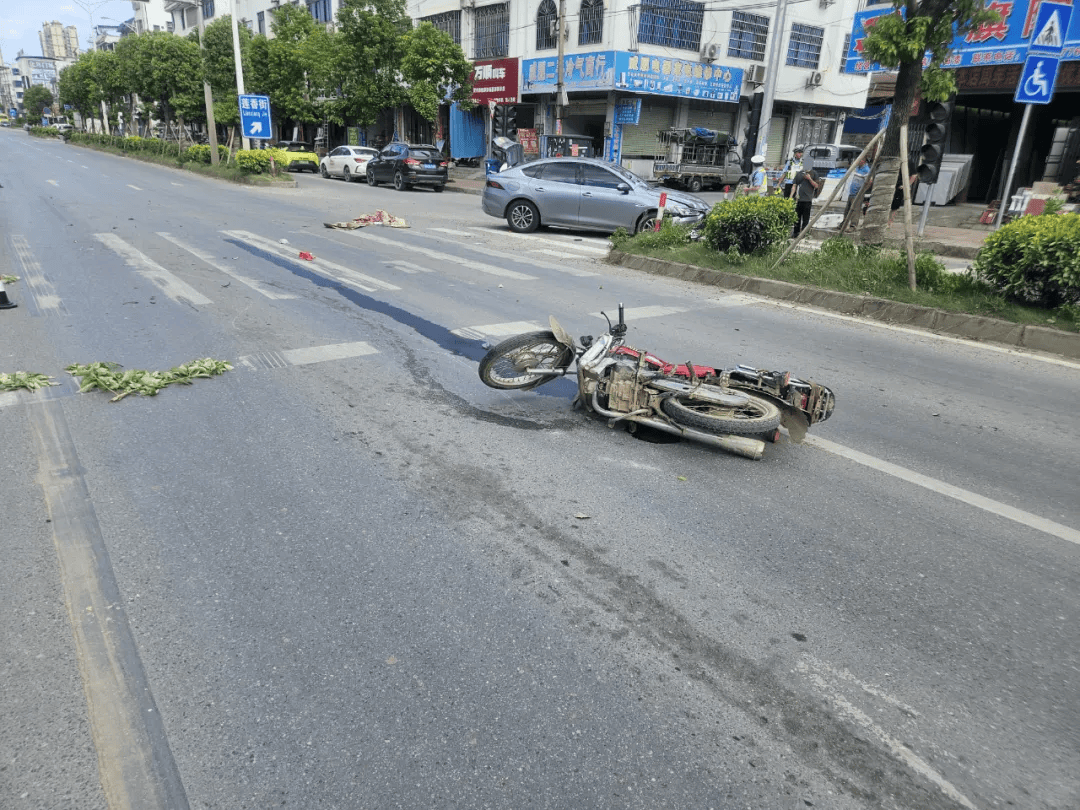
[366,143,448,192]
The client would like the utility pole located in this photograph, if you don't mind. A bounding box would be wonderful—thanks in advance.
[754,0,790,159]
[230,1,249,150]
[555,0,567,120]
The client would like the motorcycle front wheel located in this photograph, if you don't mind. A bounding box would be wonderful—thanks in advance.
[661,391,781,435]
[478,331,574,390]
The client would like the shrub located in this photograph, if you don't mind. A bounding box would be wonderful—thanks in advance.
[181,144,230,164]
[973,212,1080,308]
[611,220,692,250]
[702,195,796,255]
[234,149,273,174]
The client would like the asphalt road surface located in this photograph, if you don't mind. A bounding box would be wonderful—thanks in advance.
[2,131,1078,810]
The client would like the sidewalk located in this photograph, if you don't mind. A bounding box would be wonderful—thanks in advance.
[445,165,995,262]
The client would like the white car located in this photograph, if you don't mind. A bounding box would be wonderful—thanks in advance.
[320,145,379,183]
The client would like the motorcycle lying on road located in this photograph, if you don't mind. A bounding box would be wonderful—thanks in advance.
[478,304,835,460]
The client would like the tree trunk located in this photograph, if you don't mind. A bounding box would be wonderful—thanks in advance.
[858,58,923,244]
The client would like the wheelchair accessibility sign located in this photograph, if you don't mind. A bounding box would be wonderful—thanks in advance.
[1014,55,1060,105]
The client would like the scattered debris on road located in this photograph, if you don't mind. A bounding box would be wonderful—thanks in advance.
[65,358,234,402]
[324,210,409,230]
[0,371,57,392]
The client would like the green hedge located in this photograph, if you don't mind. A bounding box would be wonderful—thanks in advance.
[973,212,1080,308]
[180,144,230,164]
[703,195,796,255]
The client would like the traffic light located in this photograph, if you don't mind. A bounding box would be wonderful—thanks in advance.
[916,94,955,184]
[494,105,518,140]
[742,92,764,173]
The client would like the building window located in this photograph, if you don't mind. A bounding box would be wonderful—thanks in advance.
[474,4,509,59]
[727,11,768,61]
[786,23,824,69]
[840,33,850,72]
[420,10,461,45]
[636,0,704,52]
[257,11,265,34]
[579,0,603,45]
[202,1,215,19]
[307,0,332,22]
[537,0,558,50]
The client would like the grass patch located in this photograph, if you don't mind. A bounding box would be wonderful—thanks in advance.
[613,230,1079,333]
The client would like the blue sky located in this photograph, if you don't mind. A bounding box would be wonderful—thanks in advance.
[1,1,139,60]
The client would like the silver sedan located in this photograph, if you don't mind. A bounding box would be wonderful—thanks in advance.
[481,157,710,234]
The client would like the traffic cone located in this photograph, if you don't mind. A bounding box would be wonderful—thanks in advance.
[0,279,17,309]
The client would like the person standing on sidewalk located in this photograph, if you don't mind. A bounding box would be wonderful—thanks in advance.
[747,155,769,196]
[793,162,821,237]
[843,158,872,231]
[782,146,804,199]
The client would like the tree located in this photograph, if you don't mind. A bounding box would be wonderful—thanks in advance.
[246,4,325,135]
[23,85,54,119]
[201,15,254,129]
[115,31,202,134]
[58,50,126,129]
[400,23,474,128]
[333,0,411,128]
[856,0,1000,243]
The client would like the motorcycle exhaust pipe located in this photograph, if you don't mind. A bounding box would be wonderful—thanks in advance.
[590,392,765,460]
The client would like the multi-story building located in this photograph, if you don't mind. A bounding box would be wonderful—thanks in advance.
[39,21,80,59]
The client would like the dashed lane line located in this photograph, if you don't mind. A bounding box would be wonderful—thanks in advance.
[10,234,69,316]
[451,321,546,341]
[427,228,597,276]
[806,435,1080,546]
[223,230,402,293]
[340,229,538,281]
[157,232,298,300]
[94,233,212,306]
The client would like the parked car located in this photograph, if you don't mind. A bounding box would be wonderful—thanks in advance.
[320,145,380,182]
[275,141,319,173]
[801,143,862,172]
[366,143,448,192]
[481,156,710,235]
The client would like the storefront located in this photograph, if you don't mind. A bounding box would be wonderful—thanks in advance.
[521,50,743,178]
[450,57,520,161]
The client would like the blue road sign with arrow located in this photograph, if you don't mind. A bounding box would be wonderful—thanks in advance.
[1015,54,1061,104]
[239,94,272,139]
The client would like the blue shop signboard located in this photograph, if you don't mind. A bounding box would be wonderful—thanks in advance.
[845,0,1080,73]
[522,50,743,102]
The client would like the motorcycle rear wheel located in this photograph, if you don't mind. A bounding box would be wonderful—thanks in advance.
[478,331,574,390]
[661,391,781,435]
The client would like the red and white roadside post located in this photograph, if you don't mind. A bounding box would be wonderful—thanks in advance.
[654,191,667,231]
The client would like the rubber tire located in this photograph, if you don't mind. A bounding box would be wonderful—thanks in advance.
[635,211,658,234]
[687,176,703,193]
[433,184,445,193]
[660,391,782,435]
[320,165,330,178]
[343,166,353,182]
[478,331,574,391]
[367,167,379,187]
[506,200,540,233]
[394,171,409,191]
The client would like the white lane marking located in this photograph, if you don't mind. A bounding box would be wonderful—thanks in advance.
[536,249,598,259]
[766,300,1080,371]
[431,227,473,236]
[384,260,433,274]
[11,235,68,316]
[235,342,378,371]
[800,655,919,717]
[806,435,1080,546]
[468,226,611,255]
[94,233,213,306]
[283,342,378,365]
[127,184,142,190]
[452,321,545,340]
[350,230,538,281]
[590,305,688,320]
[224,230,401,293]
[47,179,59,186]
[795,659,977,810]
[81,165,89,169]
[0,392,18,409]
[599,456,663,472]
[157,232,298,300]
[171,182,183,186]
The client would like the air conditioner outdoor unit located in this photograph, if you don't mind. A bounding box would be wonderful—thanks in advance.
[806,71,823,87]
[701,43,719,62]
[746,64,766,84]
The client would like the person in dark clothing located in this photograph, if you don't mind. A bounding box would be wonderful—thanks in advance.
[793,164,821,237]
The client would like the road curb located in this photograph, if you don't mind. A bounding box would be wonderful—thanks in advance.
[606,249,1080,361]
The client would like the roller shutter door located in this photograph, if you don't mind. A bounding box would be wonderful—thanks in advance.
[685,106,735,136]
[621,100,675,156]
[765,116,788,166]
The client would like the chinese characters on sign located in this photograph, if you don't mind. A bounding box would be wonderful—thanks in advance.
[470,58,520,105]
[522,50,743,102]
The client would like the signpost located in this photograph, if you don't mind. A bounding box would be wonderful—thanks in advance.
[238,94,272,141]
[995,2,1072,227]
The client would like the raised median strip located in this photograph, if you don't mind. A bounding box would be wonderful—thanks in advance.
[607,249,1080,361]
